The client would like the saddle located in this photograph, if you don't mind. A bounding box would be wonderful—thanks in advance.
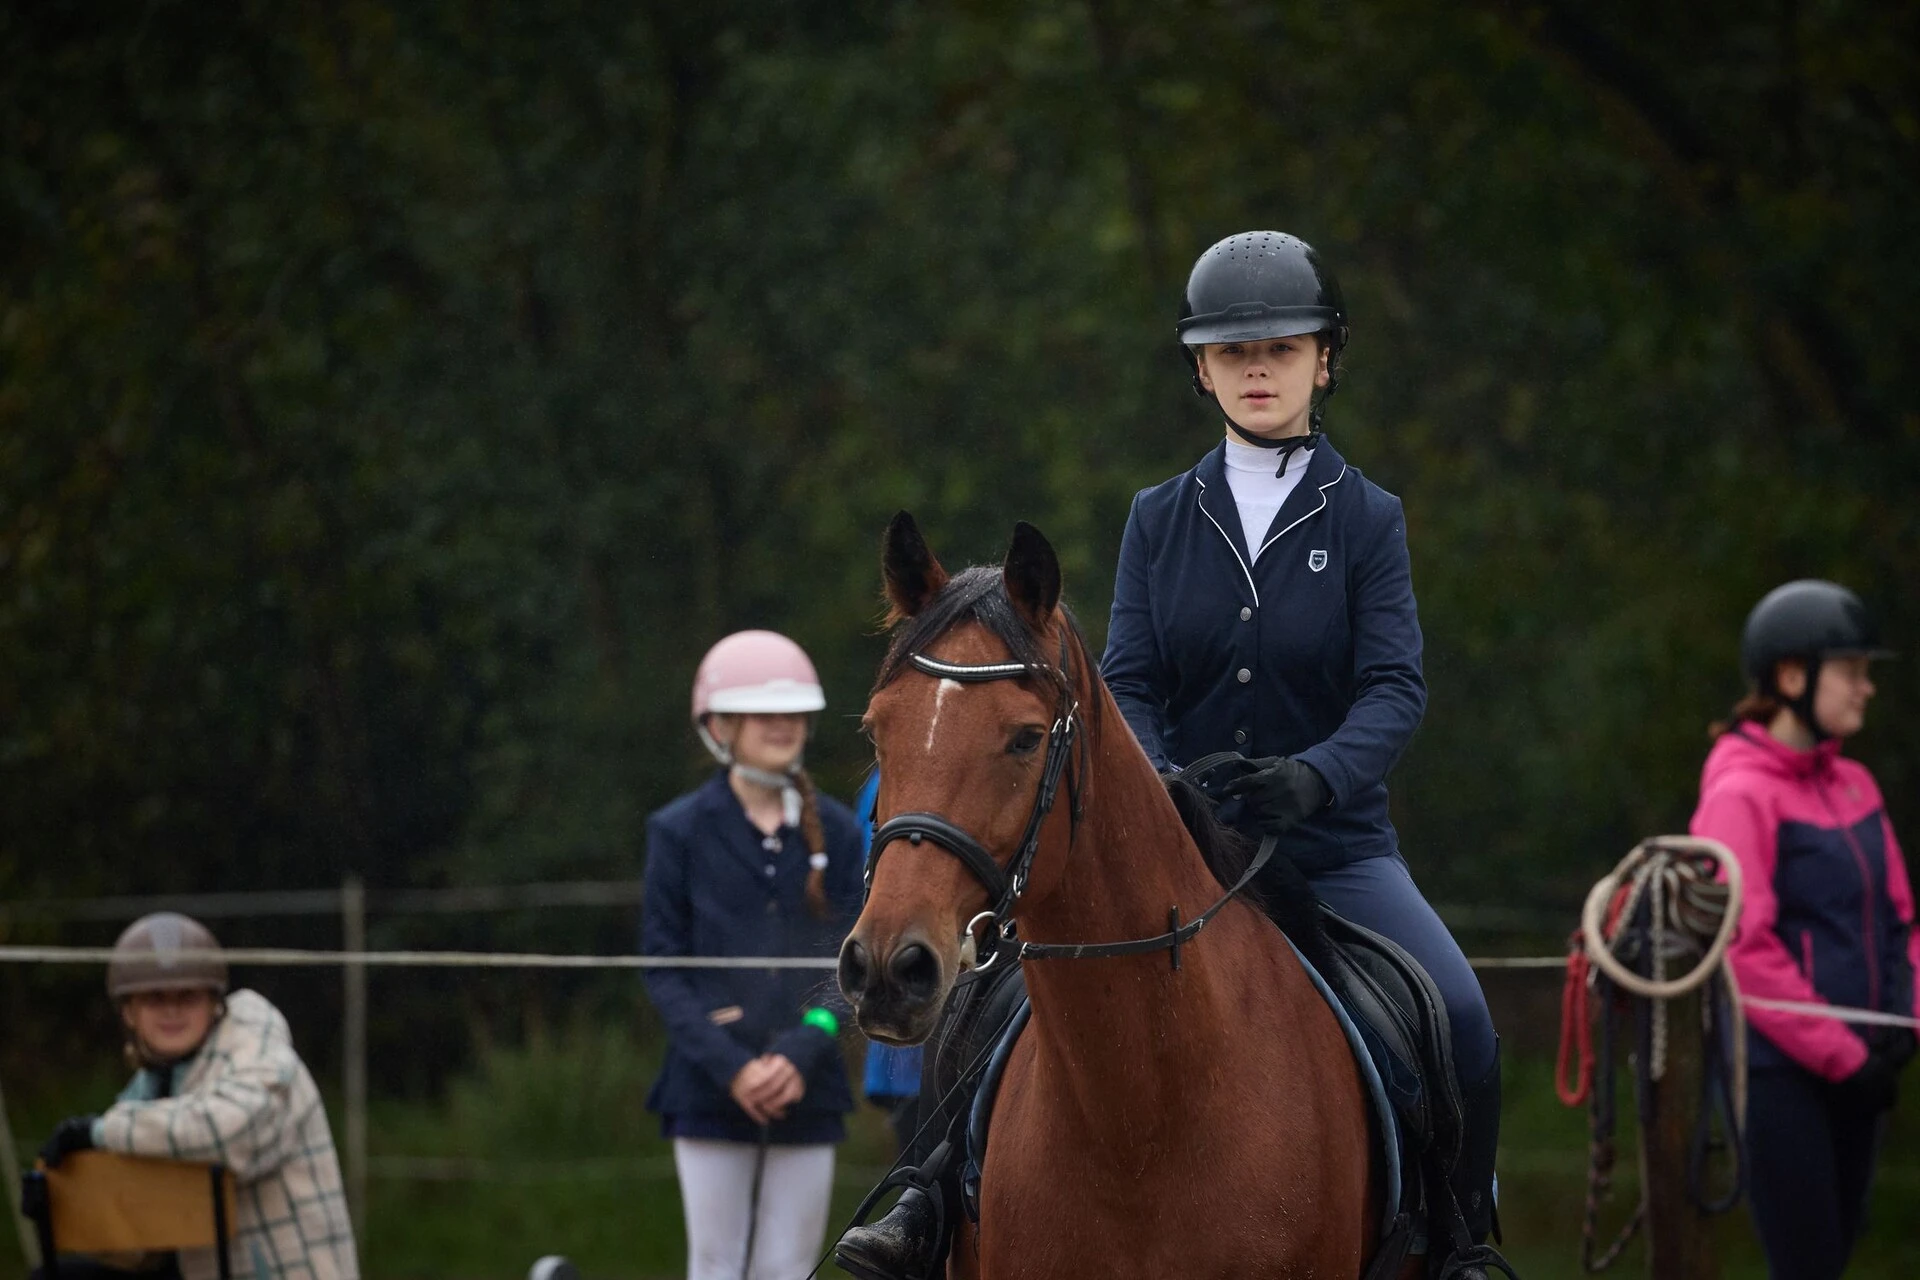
[1314,905,1466,1278]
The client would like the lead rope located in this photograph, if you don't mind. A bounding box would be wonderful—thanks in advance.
[1565,836,1747,1273]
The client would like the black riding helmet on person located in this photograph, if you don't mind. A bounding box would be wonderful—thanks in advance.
[1740,580,1895,743]
[1178,230,1349,460]
[836,232,1513,1280]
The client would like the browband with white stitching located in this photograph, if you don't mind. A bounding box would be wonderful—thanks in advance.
[908,653,1040,682]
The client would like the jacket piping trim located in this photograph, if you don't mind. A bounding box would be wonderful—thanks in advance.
[1256,464,1348,560]
[1193,475,1261,607]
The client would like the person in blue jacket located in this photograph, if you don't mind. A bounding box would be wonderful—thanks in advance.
[642,630,866,1280]
[833,235,1506,1280]
[853,771,926,1155]
[1102,231,1502,1265]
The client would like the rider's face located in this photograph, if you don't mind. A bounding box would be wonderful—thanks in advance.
[1193,336,1329,440]
[1812,656,1876,739]
[121,987,218,1061]
[712,712,809,773]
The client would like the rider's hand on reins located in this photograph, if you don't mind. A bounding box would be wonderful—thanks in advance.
[1220,757,1331,835]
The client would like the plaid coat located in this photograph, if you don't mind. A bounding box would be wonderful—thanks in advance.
[94,989,359,1280]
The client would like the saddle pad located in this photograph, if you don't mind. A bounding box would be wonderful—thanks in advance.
[962,947,1402,1243]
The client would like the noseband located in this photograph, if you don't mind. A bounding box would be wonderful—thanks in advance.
[867,641,1278,971]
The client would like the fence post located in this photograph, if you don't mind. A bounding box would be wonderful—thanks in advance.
[0,1070,43,1270]
[341,876,368,1237]
[1638,937,1719,1280]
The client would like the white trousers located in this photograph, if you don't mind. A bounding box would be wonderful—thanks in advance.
[672,1137,836,1280]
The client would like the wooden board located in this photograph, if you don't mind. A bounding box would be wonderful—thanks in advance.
[38,1152,235,1254]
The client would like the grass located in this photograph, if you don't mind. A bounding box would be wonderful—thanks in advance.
[8,1028,1920,1278]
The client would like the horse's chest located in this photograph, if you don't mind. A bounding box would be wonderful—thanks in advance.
[975,1050,1365,1278]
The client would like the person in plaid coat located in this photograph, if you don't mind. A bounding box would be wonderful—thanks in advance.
[37,913,359,1280]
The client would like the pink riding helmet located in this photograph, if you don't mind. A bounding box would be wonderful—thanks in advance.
[692,630,826,769]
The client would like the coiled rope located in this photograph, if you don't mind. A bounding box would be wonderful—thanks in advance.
[1558,836,1746,1272]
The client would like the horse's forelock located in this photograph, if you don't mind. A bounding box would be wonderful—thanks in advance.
[875,565,1087,694]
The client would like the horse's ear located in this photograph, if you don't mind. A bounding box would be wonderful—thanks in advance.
[1002,521,1061,630]
[883,510,949,623]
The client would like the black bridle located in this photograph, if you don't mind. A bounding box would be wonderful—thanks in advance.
[865,641,1277,970]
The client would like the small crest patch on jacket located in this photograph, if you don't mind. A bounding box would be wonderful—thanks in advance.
[1308,549,1328,572]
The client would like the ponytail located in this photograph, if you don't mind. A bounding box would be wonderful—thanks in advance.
[792,767,832,920]
[1709,688,1783,739]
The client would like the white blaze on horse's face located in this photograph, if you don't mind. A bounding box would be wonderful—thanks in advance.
[924,677,960,754]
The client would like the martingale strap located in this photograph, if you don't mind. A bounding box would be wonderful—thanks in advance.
[1011,833,1277,963]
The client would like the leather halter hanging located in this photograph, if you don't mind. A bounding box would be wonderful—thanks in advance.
[865,645,1277,969]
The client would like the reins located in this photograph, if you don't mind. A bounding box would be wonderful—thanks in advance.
[866,643,1276,970]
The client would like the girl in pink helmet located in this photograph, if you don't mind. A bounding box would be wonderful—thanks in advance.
[641,630,867,1280]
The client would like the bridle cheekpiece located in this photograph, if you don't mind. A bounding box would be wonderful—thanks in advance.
[866,645,1083,971]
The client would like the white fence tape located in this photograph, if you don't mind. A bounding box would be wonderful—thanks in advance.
[0,945,834,970]
[5,944,1917,1029]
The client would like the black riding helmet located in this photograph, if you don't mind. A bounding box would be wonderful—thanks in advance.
[1740,579,1894,740]
[1177,232,1349,445]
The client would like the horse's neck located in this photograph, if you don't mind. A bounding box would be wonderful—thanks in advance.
[1020,730,1225,952]
[1013,716,1316,1109]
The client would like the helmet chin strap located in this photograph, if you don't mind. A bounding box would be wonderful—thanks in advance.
[1224,418,1321,474]
[699,720,805,825]
[1196,361,1341,477]
[1786,657,1834,743]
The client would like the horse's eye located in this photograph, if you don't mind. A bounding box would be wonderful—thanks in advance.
[1008,726,1046,756]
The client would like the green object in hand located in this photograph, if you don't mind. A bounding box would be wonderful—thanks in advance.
[802,1007,839,1036]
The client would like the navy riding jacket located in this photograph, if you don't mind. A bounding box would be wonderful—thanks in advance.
[640,770,865,1143]
[1102,438,1427,872]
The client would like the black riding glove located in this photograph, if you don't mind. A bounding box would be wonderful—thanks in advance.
[1836,1048,1900,1115]
[38,1115,97,1168]
[1220,757,1331,836]
[1871,1026,1918,1072]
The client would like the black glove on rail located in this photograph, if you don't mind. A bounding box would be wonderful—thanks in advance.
[38,1115,98,1168]
[1220,757,1331,836]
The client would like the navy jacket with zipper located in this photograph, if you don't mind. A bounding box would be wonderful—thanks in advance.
[1102,438,1426,872]
[641,769,865,1142]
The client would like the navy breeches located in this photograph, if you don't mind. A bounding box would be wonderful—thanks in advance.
[1744,1065,1883,1280]
[1307,853,1499,1083]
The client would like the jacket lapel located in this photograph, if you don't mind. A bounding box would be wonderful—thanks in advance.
[1253,438,1347,561]
[698,770,773,880]
[1192,444,1258,598]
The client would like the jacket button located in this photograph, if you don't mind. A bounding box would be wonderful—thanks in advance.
[1234,729,1248,744]
[1240,607,1252,621]
[1236,667,1251,684]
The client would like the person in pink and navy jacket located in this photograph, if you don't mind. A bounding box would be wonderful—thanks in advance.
[1690,579,1918,1279]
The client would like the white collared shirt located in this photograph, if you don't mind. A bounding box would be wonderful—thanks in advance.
[1222,437,1310,562]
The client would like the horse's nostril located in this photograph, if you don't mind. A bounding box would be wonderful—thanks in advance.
[838,938,872,1000]
[887,942,940,1004]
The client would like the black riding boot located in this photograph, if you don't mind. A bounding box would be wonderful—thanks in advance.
[833,1183,946,1280]
[1453,1050,1502,1243]
[1434,1049,1517,1280]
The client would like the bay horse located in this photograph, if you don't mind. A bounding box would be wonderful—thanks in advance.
[838,512,1397,1279]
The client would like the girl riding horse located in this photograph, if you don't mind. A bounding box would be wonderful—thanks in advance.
[837,514,1383,1279]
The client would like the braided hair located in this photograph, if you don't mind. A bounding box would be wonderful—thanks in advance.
[791,766,832,921]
